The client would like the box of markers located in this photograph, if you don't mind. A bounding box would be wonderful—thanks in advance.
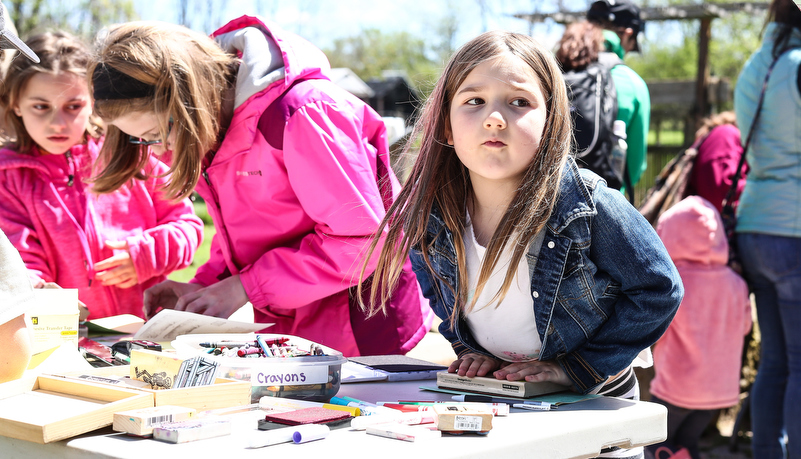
[171,333,347,403]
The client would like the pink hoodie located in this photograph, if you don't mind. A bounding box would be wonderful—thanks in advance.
[191,17,433,356]
[0,137,203,320]
[651,195,751,409]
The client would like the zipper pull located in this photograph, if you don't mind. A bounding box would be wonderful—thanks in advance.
[65,151,74,186]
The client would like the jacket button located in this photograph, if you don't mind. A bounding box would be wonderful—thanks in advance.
[547,241,555,249]
[532,291,539,299]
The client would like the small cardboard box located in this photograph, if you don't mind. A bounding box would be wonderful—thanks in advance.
[25,289,80,354]
[431,404,493,433]
[0,375,153,443]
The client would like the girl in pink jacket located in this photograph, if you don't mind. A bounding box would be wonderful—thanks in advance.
[647,195,752,459]
[0,32,203,320]
[87,18,432,356]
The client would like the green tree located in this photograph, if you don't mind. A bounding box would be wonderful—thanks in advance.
[8,0,137,40]
[627,0,764,87]
[323,28,440,96]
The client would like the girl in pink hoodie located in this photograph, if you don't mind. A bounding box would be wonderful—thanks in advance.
[647,195,752,459]
[86,18,432,356]
[0,32,203,320]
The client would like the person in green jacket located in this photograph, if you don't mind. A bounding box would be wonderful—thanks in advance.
[588,0,651,198]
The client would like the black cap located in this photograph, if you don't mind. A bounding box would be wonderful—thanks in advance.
[587,0,644,51]
[0,2,39,63]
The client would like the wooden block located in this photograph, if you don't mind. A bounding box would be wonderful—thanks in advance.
[113,405,196,436]
[129,349,185,390]
[0,375,154,443]
[437,372,567,398]
[152,418,232,443]
[431,404,493,432]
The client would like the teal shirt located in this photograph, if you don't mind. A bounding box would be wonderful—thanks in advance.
[734,23,801,237]
[604,31,651,192]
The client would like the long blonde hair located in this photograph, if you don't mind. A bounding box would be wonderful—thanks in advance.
[359,31,572,322]
[1,31,102,152]
[88,21,237,200]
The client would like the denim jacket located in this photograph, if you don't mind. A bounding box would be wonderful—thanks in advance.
[410,157,683,393]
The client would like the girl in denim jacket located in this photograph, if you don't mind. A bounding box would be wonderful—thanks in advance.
[360,31,682,455]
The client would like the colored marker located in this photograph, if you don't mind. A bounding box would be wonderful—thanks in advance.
[247,427,296,448]
[380,403,429,413]
[350,411,435,430]
[293,424,330,443]
[199,341,255,348]
[380,401,509,416]
[452,394,524,404]
[258,396,360,416]
[329,396,398,416]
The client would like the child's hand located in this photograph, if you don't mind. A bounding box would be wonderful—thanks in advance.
[143,276,248,320]
[143,280,202,319]
[94,240,139,289]
[449,353,501,378]
[494,360,573,387]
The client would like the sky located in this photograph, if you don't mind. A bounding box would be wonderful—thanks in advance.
[134,0,591,53]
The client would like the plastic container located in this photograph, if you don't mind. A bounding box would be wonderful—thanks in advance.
[171,333,346,403]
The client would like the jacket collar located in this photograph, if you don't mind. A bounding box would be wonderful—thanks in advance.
[212,16,331,111]
[762,22,801,53]
[428,156,596,239]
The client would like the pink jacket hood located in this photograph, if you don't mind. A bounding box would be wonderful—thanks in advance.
[657,195,729,267]
[192,17,432,356]
[651,195,751,409]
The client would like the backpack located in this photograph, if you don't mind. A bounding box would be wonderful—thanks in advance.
[563,52,626,191]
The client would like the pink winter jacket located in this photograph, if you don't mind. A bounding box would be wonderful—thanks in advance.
[0,137,203,320]
[192,17,433,356]
[651,195,751,409]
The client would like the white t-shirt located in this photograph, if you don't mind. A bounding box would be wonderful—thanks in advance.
[463,219,542,362]
[0,230,35,326]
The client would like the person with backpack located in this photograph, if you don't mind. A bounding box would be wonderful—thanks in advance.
[588,0,651,200]
[556,20,629,197]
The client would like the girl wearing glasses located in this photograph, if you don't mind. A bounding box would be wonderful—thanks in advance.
[0,31,203,320]
[86,18,433,356]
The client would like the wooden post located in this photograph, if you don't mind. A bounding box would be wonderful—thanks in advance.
[692,17,712,140]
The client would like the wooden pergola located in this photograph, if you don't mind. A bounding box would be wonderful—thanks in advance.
[515,2,770,130]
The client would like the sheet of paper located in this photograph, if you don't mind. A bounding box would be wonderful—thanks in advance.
[132,309,272,342]
[25,342,94,374]
[85,314,145,335]
[341,361,388,383]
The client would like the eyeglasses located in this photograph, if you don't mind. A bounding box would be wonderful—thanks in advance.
[129,119,173,146]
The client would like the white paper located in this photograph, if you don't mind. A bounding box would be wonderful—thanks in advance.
[340,361,389,383]
[133,309,272,342]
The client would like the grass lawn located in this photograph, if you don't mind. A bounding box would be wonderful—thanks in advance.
[648,129,684,146]
[168,199,214,283]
